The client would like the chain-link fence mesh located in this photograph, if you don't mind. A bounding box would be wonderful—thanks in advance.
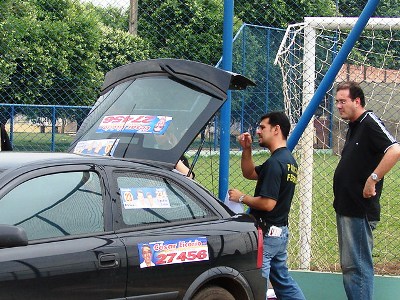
[1,0,399,275]
[1,104,90,151]
[273,17,400,274]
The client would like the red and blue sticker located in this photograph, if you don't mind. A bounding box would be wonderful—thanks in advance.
[138,237,209,268]
[96,115,172,135]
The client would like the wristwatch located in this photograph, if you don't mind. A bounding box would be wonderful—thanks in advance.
[238,195,245,203]
[371,173,381,182]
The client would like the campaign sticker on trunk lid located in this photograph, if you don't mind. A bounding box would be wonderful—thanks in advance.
[96,115,172,134]
[138,237,209,268]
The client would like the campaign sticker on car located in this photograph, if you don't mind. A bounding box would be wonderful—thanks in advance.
[138,237,209,268]
[120,187,171,209]
[96,115,172,134]
[73,139,119,156]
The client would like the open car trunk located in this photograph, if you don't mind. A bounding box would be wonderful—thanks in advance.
[69,58,254,165]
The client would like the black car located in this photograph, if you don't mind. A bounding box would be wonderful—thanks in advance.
[0,59,264,300]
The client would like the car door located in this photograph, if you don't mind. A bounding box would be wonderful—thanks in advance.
[0,165,127,300]
[111,168,224,299]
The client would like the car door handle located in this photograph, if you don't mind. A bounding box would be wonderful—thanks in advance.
[98,253,120,268]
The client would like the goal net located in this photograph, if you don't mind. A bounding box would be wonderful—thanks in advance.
[275,17,400,274]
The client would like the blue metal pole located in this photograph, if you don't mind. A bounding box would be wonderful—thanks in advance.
[213,116,218,151]
[240,25,246,135]
[219,0,234,200]
[287,0,380,150]
[10,106,15,145]
[51,106,56,151]
[265,29,271,112]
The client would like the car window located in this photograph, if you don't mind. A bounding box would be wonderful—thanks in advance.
[0,171,104,240]
[116,172,214,226]
[70,76,217,165]
[73,77,210,150]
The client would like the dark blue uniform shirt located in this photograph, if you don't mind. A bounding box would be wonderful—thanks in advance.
[250,147,298,227]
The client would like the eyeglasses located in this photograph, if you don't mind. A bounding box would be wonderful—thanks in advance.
[335,100,348,105]
[257,124,279,130]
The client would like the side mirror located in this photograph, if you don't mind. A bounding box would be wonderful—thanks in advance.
[0,224,28,248]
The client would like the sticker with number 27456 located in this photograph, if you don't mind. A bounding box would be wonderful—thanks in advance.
[138,237,209,268]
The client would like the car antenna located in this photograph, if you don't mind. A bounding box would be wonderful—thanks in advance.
[187,125,207,178]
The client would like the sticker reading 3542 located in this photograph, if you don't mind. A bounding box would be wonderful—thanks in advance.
[138,237,209,268]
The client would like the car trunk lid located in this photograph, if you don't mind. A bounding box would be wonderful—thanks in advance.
[69,59,254,165]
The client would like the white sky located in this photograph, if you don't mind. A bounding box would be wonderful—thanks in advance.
[80,0,129,9]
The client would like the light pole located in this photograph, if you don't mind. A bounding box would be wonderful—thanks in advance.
[129,0,138,35]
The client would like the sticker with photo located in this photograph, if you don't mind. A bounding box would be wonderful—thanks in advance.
[138,237,209,268]
[73,139,119,156]
[120,187,170,209]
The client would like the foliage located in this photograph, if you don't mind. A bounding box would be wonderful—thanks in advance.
[0,0,103,108]
[334,0,400,69]
[234,0,337,28]
[230,0,338,127]
[87,3,129,30]
[0,1,34,91]
[337,0,400,17]
[97,25,151,74]
[0,0,151,124]
[2,0,400,119]
[138,0,225,65]
[230,25,286,128]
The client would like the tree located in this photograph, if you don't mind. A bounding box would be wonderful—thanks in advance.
[97,25,151,74]
[138,0,225,65]
[337,0,400,17]
[0,0,153,132]
[234,0,337,28]
[0,0,152,109]
[336,0,400,70]
[0,0,103,107]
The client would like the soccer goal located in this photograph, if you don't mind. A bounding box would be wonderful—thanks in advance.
[275,17,400,272]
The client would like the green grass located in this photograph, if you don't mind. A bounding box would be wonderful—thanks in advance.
[10,133,400,275]
[192,152,400,275]
[12,132,75,152]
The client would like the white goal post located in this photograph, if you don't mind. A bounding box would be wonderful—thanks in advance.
[275,17,400,270]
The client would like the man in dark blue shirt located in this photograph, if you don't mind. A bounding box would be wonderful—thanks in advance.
[333,81,400,300]
[229,111,305,300]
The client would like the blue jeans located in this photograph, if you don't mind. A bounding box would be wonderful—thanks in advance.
[336,214,375,300]
[262,226,305,300]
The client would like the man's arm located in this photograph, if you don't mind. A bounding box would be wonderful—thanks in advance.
[175,159,194,178]
[239,132,258,180]
[363,143,400,198]
[228,189,277,211]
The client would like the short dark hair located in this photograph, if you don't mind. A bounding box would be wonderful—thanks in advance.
[142,244,151,253]
[336,81,365,107]
[260,111,291,139]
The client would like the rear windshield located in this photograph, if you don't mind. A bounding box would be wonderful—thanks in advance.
[70,76,216,163]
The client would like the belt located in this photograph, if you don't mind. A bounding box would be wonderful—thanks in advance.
[257,218,288,234]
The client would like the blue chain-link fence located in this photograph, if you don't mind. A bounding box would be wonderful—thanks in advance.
[0,104,90,152]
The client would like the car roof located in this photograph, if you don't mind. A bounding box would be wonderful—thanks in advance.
[0,152,168,175]
[0,152,80,171]
[68,59,255,165]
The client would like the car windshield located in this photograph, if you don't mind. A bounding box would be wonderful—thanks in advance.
[71,76,214,163]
